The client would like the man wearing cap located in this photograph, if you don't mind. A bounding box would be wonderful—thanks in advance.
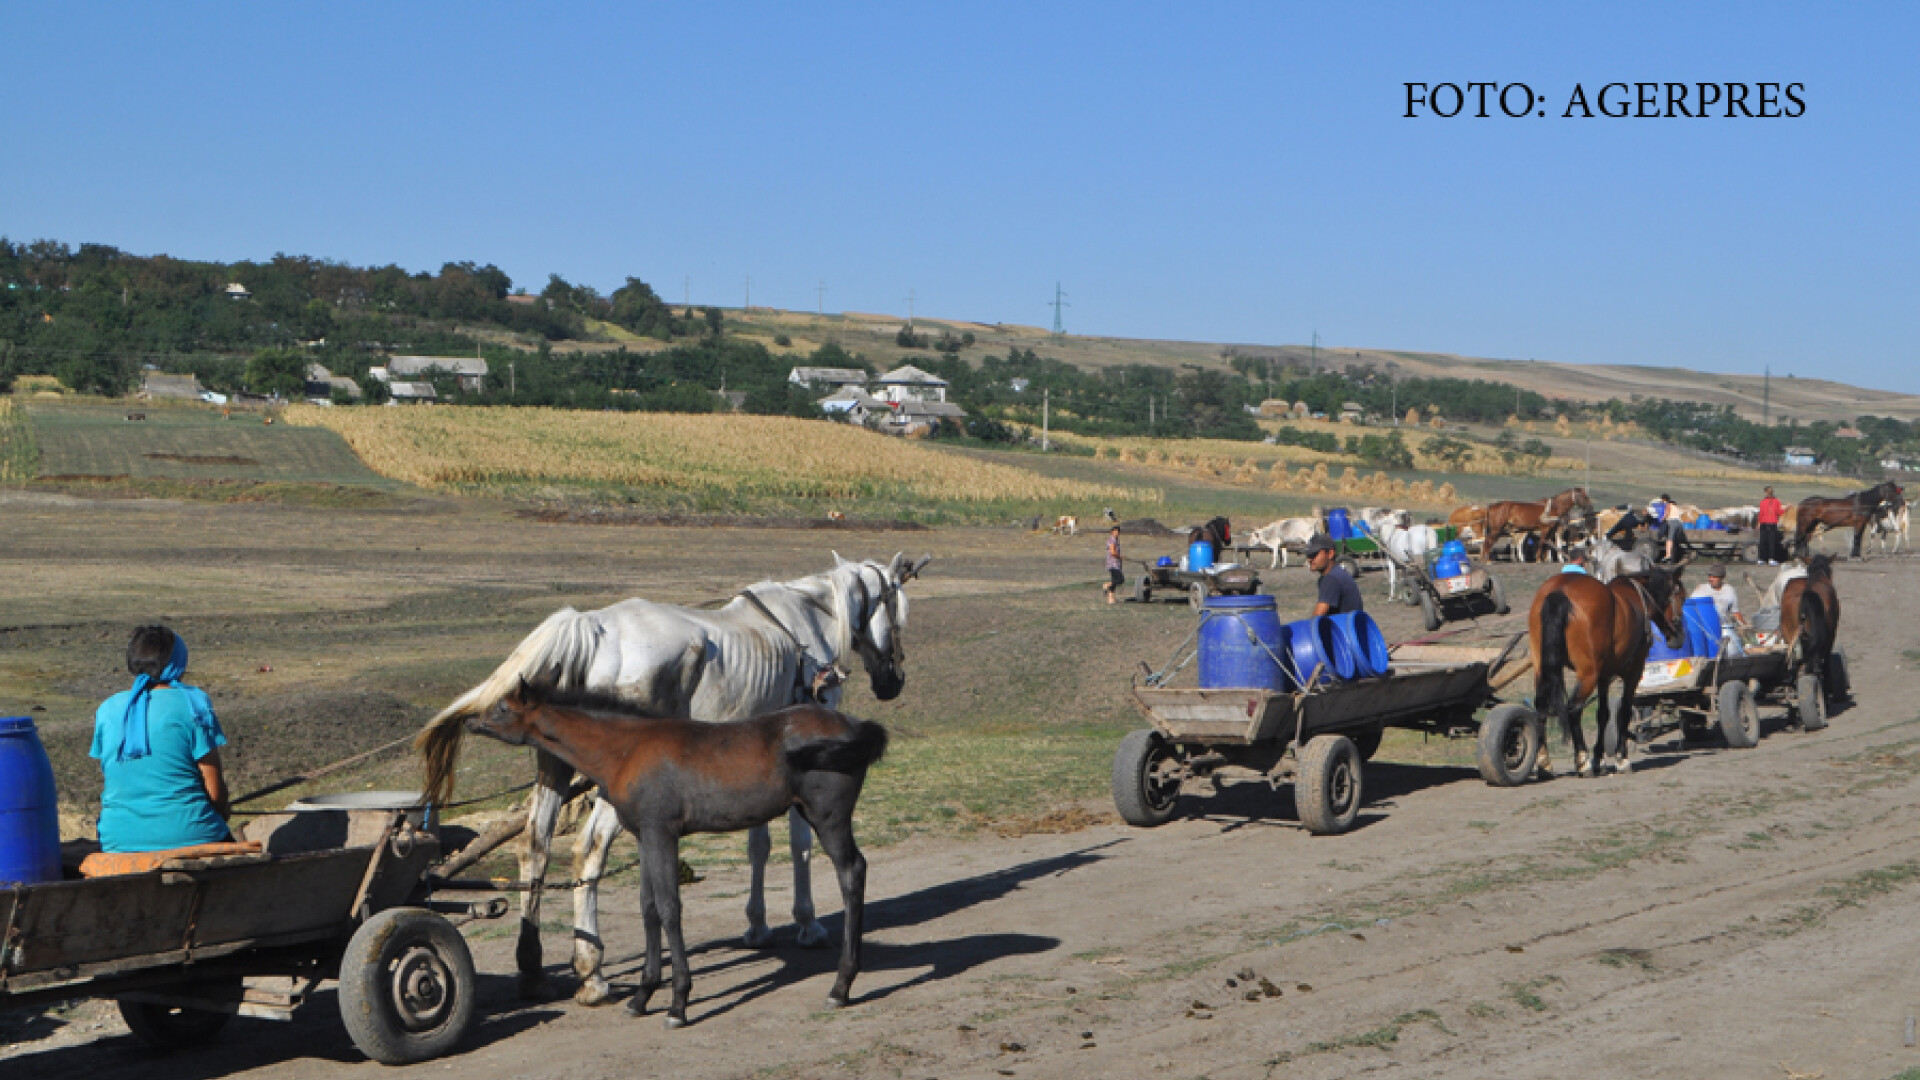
[1757,485,1784,565]
[1689,563,1747,658]
[1305,534,1363,616]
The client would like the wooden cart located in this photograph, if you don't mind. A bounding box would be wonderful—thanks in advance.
[1630,643,1821,749]
[1133,558,1263,609]
[1114,637,1539,835]
[0,808,503,1064]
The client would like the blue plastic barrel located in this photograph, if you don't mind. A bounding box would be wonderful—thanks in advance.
[1284,616,1355,684]
[1156,555,1173,567]
[1441,539,1467,559]
[1433,555,1459,579]
[1683,597,1722,659]
[1326,509,1352,542]
[1187,540,1215,572]
[1,717,62,887]
[1647,623,1690,661]
[1327,612,1390,678]
[1197,594,1292,691]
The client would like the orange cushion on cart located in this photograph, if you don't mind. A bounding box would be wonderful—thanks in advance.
[78,841,263,878]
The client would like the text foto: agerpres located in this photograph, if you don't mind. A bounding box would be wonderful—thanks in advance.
[1405,82,1806,119]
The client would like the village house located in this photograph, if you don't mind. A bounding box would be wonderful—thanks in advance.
[386,381,438,404]
[817,386,885,425]
[388,356,488,392]
[304,364,364,403]
[880,398,968,436]
[873,364,948,404]
[787,366,868,391]
[140,372,203,399]
[1340,401,1366,423]
[1783,446,1819,468]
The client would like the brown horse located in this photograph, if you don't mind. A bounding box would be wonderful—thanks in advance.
[467,680,887,1028]
[1486,487,1594,562]
[1185,516,1232,554]
[1779,554,1840,729]
[1793,481,1903,559]
[1529,563,1687,776]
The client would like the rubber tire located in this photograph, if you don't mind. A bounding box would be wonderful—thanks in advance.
[1743,541,1760,564]
[1112,729,1181,827]
[338,908,477,1065]
[1489,574,1509,616]
[1349,727,1384,762]
[1827,646,1851,702]
[1717,679,1761,749]
[118,978,241,1050]
[1419,589,1442,632]
[1296,735,1363,836]
[1338,557,1360,581]
[1475,704,1540,787]
[1134,575,1152,604]
[1188,581,1209,611]
[1796,673,1827,732]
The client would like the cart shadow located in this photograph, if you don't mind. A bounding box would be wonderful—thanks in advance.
[576,846,1107,1023]
[0,974,559,1078]
[1183,762,1482,833]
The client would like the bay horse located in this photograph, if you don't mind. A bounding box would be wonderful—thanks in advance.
[1779,554,1840,728]
[468,680,886,1028]
[416,553,925,1004]
[1792,481,1903,559]
[1529,562,1687,777]
[1185,516,1232,555]
[1486,487,1594,562]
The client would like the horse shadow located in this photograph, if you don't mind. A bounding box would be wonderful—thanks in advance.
[585,845,1111,1023]
[0,973,559,1078]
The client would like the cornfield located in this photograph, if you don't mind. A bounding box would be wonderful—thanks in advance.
[285,406,1157,505]
[0,398,38,482]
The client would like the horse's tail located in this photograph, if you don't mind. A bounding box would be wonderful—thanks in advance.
[787,720,890,775]
[1536,590,1575,743]
[415,607,604,806]
[1797,589,1830,677]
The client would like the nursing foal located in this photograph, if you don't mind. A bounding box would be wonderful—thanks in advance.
[468,679,887,1027]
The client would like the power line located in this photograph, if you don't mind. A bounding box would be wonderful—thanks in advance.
[1050,282,1069,335]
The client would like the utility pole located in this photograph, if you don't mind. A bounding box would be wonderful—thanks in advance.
[1763,365,1771,425]
[1050,282,1069,335]
[817,280,826,315]
[508,360,515,396]
[1311,331,1319,372]
[1149,394,1155,428]
[906,289,916,330]
[1043,387,1051,451]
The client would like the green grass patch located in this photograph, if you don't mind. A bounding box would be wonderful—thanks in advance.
[1506,976,1560,1012]
[24,400,402,488]
[1594,948,1657,973]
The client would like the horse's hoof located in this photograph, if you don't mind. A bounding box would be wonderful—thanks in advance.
[518,974,560,1002]
[826,994,849,1010]
[664,1014,687,1030]
[573,977,614,1006]
[794,922,831,949]
[624,997,647,1017]
[743,924,775,949]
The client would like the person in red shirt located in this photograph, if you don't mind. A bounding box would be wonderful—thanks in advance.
[1757,486,1785,564]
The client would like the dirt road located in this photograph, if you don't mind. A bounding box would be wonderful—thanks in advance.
[5,503,1918,1079]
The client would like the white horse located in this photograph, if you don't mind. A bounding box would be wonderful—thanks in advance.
[416,553,928,1004]
[1587,535,1652,583]
[1247,515,1320,568]
[1373,512,1435,599]
[1871,501,1909,555]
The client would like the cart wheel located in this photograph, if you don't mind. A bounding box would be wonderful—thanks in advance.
[1795,674,1827,732]
[1717,680,1761,749]
[1338,557,1360,580]
[1188,581,1209,610]
[339,907,477,1065]
[1488,574,1509,616]
[1349,727,1384,761]
[1418,590,1442,632]
[1475,704,1540,787]
[1112,730,1181,827]
[1742,541,1760,564]
[1134,575,1152,604]
[118,977,242,1050]
[1296,735,1363,835]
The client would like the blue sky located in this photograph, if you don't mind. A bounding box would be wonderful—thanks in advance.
[5,4,1914,391]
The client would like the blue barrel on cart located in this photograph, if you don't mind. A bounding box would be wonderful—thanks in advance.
[1647,623,1690,661]
[1187,540,1215,572]
[1327,612,1390,678]
[1441,539,1467,559]
[1,717,62,886]
[1326,509,1352,541]
[1683,596,1722,659]
[1197,594,1292,691]
[1284,616,1356,684]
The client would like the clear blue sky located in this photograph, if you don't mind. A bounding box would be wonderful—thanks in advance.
[6,4,1915,391]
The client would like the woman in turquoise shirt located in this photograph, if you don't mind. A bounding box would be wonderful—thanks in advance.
[91,625,232,853]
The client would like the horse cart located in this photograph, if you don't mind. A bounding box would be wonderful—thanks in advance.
[0,807,502,1064]
[1382,549,1510,631]
[1133,558,1263,609]
[1678,528,1761,565]
[1114,636,1540,835]
[1631,639,1839,749]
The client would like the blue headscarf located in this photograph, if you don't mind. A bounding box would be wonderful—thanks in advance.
[91,634,191,763]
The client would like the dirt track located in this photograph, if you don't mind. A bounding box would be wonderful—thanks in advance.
[5,503,1919,1079]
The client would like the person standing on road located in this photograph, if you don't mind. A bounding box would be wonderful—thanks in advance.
[1103,526,1124,605]
[1757,486,1785,565]
[1305,535,1363,616]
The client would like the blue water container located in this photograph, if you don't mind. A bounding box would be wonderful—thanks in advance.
[1441,539,1467,559]
[1647,623,1690,661]
[1432,555,1460,579]
[1187,540,1215,572]
[1197,594,1291,691]
[1327,612,1390,678]
[1,717,62,887]
[1284,616,1355,684]
[1353,518,1371,536]
[1156,555,1173,567]
[1326,509,1352,542]
[1683,596,1722,659]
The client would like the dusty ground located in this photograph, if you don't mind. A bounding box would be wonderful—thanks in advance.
[5,491,1919,1080]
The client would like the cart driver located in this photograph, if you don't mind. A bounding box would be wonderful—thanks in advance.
[1305,535,1363,616]
[1689,563,1748,658]
[92,625,232,853]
